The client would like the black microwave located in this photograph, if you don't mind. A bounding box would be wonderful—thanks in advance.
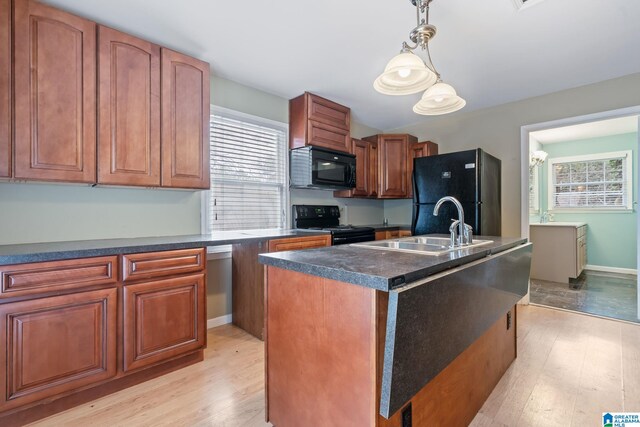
[290,147,356,190]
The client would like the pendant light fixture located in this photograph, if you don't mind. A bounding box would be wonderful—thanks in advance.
[374,0,466,115]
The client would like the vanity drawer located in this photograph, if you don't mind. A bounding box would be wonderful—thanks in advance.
[122,248,206,282]
[0,256,118,298]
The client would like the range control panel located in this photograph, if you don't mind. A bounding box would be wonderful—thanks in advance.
[294,205,340,219]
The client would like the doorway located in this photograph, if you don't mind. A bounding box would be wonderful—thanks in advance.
[520,107,640,323]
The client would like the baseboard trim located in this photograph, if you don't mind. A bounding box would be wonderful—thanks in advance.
[207,314,232,329]
[585,264,637,275]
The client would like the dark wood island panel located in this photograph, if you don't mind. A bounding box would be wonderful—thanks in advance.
[265,266,518,427]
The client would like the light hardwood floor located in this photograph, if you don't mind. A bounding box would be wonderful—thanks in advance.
[29,305,640,427]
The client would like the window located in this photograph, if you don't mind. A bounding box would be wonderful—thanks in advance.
[547,151,632,210]
[203,106,288,232]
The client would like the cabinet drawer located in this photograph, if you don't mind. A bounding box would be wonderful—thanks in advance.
[0,288,117,411]
[122,248,205,282]
[0,256,117,299]
[268,235,331,252]
[307,120,350,153]
[307,94,350,131]
[123,273,206,372]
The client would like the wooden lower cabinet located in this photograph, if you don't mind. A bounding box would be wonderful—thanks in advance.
[0,288,117,412]
[123,273,206,372]
[233,235,331,340]
[267,235,331,252]
[375,229,411,240]
[0,248,207,423]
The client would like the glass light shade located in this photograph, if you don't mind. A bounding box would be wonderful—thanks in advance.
[530,150,548,167]
[373,52,438,96]
[412,82,466,115]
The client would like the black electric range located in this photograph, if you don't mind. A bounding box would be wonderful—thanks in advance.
[292,205,375,245]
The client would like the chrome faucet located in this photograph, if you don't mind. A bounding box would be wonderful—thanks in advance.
[433,196,472,247]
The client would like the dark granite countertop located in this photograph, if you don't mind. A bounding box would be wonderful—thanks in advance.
[0,229,329,266]
[361,224,412,231]
[259,235,528,291]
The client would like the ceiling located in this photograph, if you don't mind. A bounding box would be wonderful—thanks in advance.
[42,0,640,130]
[530,116,639,145]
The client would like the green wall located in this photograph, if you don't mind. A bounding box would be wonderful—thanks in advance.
[538,132,638,269]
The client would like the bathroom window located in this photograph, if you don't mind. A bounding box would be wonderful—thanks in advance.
[548,151,632,210]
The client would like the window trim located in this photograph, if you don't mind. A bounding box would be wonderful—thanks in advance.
[201,105,290,235]
[529,166,540,214]
[546,150,633,213]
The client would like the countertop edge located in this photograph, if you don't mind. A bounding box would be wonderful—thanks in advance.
[0,230,330,266]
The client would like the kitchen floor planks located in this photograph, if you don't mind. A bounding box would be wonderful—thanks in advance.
[29,305,639,427]
[472,305,634,427]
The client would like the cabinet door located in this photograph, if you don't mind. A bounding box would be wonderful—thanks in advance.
[369,140,378,197]
[306,93,350,131]
[0,288,117,412]
[307,120,350,153]
[161,48,210,189]
[378,136,409,198]
[14,0,96,183]
[123,273,206,372]
[351,139,370,197]
[98,26,160,186]
[0,0,9,178]
[407,141,437,199]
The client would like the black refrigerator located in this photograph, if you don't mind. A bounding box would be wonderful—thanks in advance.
[411,148,501,236]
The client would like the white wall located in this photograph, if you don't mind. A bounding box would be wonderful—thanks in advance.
[384,72,640,237]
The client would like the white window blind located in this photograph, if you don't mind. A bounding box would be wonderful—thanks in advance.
[206,108,288,231]
[548,151,632,210]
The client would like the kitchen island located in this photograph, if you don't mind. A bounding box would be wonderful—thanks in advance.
[259,236,531,426]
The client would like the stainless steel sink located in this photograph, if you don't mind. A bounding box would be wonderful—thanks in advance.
[351,236,493,255]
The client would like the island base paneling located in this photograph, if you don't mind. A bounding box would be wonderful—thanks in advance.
[265,266,518,427]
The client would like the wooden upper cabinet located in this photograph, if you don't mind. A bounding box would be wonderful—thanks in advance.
[13,0,96,183]
[98,26,160,186]
[0,0,9,178]
[350,139,370,197]
[369,140,379,198]
[365,134,417,198]
[306,93,350,130]
[0,288,117,412]
[290,92,351,153]
[407,141,438,199]
[161,48,210,189]
[334,138,377,198]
